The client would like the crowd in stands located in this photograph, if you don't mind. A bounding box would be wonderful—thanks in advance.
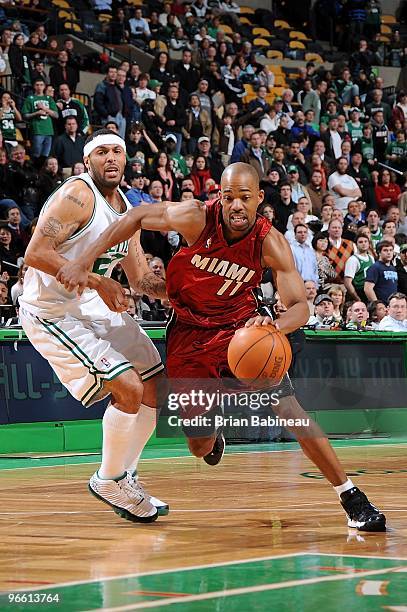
[0,0,406,331]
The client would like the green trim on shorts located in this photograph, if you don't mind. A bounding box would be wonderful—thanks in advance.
[141,363,164,382]
[42,319,129,376]
[37,317,101,406]
[42,318,95,368]
[81,378,103,406]
[106,364,134,382]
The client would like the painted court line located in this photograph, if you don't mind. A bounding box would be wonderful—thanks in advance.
[91,565,407,612]
[0,552,305,594]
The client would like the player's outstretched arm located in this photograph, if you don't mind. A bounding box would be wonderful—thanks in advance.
[248,228,309,334]
[121,231,167,300]
[56,199,206,293]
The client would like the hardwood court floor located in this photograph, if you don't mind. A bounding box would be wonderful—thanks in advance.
[0,439,406,610]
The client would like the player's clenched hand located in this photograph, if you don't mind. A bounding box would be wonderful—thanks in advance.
[245,316,279,328]
[56,261,89,295]
[95,277,129,313]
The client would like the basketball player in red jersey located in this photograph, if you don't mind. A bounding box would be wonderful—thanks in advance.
[57,163,386,532]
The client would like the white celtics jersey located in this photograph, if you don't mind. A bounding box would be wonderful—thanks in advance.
[20,172,131,318]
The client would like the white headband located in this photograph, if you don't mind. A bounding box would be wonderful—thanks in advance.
[83,134,126,158]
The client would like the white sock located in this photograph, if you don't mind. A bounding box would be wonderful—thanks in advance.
[99,404,139,480]
[126,404,157,474]
[334,478,355,498]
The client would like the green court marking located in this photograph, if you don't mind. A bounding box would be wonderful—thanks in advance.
[1,555,406,611]
[0,438,406,471]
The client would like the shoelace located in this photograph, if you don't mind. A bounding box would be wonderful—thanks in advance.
[347,493,378,518]
[118,474,145,502]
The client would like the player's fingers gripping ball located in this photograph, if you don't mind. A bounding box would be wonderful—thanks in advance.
[228,325,292,384]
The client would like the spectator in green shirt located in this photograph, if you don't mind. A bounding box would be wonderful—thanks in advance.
[21,78,58,163]
[385,130,407,173]
[0,91,22,151]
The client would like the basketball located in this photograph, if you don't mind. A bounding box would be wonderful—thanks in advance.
[228,325,292,383]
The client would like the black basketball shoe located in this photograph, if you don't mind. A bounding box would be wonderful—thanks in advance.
[203,431,225,466]
[340,487,386,532]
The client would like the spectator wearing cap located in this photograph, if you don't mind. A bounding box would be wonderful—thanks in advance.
[308,293,336,327]
[183,94,212,155]
[51,116,86,173]
[240,131,271,180]
[326,218,355,283]
[287,165,312,207]
[378,292,407,331]
[347,108,364,144]
[196,136,224,183]
[125,172,154,207]
[163,134,188,178]
[290,224,319,285]
[364,240,398,303]
[396,244,407,295]
[328,157,362,214]
[321,115,345,160]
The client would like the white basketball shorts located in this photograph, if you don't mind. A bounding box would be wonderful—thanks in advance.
[20,308,164,406]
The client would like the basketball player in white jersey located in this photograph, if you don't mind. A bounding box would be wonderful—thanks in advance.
[19,129,168,524]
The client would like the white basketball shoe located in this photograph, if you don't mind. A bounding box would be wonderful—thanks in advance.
[89,471,158,523]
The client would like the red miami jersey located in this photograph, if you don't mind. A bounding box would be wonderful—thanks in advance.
[166,200,272,328]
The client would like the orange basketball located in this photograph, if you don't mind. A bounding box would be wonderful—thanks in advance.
[227,325,292,383]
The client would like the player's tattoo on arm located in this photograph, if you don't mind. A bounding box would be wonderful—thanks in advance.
[138,272,167,299]
[66,194,86,208]
[40,217,63,239]
[40,216,80,247]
